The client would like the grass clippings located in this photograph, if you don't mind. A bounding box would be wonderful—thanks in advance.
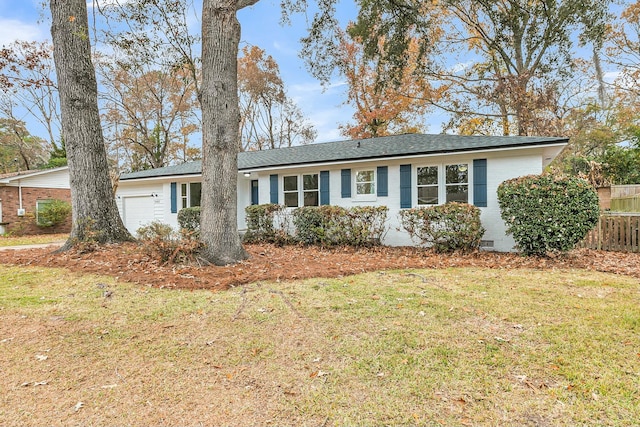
[0,265,638,426]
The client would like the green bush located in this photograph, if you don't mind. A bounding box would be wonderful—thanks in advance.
[399,203,485,253]
[292,206,328,245]
[36,199,71,228]
[243,204,291,244]
[177,207,201,238]
[497,174,600,255]
[292,205,388,247]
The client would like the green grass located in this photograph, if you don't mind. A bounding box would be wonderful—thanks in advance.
[0,265,638,426]
[0,233,67,247]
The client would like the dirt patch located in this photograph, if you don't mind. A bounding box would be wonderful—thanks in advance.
[1,243,638,290]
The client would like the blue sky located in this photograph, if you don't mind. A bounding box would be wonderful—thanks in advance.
[0,0,365,143]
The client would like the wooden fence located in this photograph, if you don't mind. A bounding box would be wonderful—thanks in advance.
[610,195,640,213]
[580,214,640,252]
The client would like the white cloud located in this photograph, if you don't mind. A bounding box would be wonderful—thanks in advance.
[308,106,353,142]
[290,79,347,95]
[0,19,44,45]
[603,70,621,82]
[450,60,473,73]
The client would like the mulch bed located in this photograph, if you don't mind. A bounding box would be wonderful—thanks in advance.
[1,243,638,291]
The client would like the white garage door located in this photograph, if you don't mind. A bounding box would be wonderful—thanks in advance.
[123,196,155,236]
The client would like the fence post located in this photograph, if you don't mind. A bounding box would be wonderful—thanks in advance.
[597,216,602,251]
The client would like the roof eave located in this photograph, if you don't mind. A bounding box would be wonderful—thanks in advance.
[238,140,569,172]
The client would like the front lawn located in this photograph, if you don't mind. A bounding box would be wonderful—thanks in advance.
[0,265,638,425]
[0,233,68,247]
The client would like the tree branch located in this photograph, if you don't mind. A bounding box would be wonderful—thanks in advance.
[236,0,260,11]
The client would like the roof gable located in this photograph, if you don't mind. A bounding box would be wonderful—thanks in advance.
[120,133,568,181]
[0,166,69,184]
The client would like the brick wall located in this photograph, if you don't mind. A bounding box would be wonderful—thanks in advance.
[0,186,72,235]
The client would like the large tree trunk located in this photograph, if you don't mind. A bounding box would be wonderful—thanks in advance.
[199,0,249,265]
[50,0,133,249]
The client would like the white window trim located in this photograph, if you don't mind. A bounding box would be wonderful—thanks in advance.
[282,175,300,208]
[180,182,201,209]
[413,162,472,207]
[354,168,377,202]
[282,173,320,208]
[444,163,469,204]
[416,164,440,206]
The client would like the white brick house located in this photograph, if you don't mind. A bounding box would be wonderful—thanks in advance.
[116,134,567,252]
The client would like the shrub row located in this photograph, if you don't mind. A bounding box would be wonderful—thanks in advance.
[292,205,388,247]
[243,204,388,247]
[243,204,291,244]
[399,202,485,253]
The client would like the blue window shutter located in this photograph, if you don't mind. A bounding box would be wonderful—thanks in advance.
[170,182,177,213]
[270,174,278,204]
[320,171,330,205]
[473,159,487,207]
[400,164,412,208]
[377,166,388,197]
[251,180,259,205]
[341,169,351,198]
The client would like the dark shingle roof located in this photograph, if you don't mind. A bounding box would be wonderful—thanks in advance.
[120,133,567,180]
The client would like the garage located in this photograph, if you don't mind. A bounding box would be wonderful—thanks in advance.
[123,196,156,235]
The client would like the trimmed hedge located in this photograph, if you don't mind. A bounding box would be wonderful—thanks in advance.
[399,202,485,253]
[497,174,600,255]
[243,204,291,244]
[292,205,388,247]
[244,204,388,247]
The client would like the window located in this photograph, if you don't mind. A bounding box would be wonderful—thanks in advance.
[303,174,319,206]
[445,164,468,203]
[283,175,298,207]
[415,163,470,206]
[181,182,202,208]
[417,166,439,205]
[283,174,319,207]
[36,199,53,226]
[251,180,259,205]
[356,170,375,196]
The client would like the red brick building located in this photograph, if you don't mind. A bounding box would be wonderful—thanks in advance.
[0,167,71,235]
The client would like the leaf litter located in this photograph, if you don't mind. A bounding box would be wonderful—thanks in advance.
[1,243,639,290]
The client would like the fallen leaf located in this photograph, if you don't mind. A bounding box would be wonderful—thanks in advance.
[310,370,328,378]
